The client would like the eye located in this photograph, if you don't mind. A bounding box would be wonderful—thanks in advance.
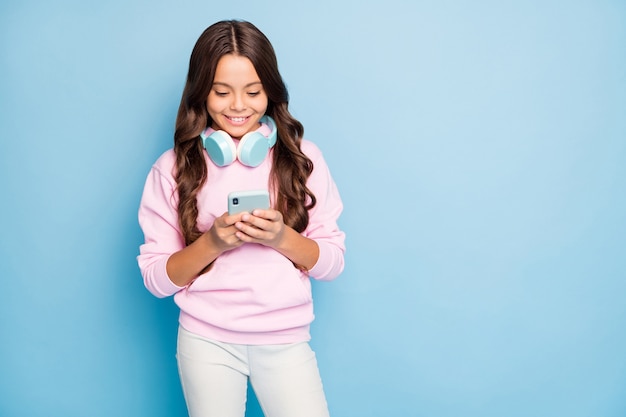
[213,90,228,97]
[247,91,260,97]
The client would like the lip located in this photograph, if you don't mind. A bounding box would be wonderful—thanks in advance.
[225,115,251,126]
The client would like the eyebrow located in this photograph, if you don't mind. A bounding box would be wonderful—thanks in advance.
[212,81,263,88]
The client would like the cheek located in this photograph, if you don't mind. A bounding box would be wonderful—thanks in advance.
[206,97,222,117]
[256,96,269,113]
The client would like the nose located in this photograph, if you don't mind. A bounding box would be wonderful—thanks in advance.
[230,92,246,111]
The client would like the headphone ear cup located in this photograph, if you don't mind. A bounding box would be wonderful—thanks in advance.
[238,132,270,167]
[203,130,237,167]
[261,116,277,147]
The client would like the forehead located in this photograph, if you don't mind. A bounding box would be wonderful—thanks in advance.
[213,54,261,85]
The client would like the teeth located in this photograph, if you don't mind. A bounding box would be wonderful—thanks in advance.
[229,117,246,122]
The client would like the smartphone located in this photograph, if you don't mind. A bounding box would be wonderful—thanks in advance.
[227,190,270,215]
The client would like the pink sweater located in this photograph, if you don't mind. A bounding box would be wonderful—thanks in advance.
[137,131,345,345]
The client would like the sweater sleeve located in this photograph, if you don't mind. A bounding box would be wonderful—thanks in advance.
[136,152,186,298]
[302,142,346,281]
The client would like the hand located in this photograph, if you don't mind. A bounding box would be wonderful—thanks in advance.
[234,209,320,271]
[205,212,246,252]
[234,209,286,249]
[166,212,246,287]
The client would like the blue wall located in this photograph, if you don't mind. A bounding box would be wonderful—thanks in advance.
[1,1,625,416]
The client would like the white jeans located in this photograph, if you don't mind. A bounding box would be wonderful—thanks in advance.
[176,326,330,417]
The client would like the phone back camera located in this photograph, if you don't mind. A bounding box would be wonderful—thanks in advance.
[232,198,239,205]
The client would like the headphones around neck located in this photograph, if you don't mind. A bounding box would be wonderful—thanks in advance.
[201,115,277,167]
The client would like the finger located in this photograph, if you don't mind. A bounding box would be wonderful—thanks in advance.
[250,209,282,222]
[239,219,281,244]
[234,227,264,244]
[211,222,244,249]
[235,221,264,238]
[239,216,274,235]
[223,212,245,226]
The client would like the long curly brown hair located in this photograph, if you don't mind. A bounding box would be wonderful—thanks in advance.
[173,20,316,246]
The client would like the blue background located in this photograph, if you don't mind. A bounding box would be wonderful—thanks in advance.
[1,1,625,416]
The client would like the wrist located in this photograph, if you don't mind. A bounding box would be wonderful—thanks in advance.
[274,227,319,271]
[202,229,227,257]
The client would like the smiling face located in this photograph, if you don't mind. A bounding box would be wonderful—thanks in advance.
[206,54,269,140]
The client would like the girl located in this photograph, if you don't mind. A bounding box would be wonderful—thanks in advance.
[137,20,345,417]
